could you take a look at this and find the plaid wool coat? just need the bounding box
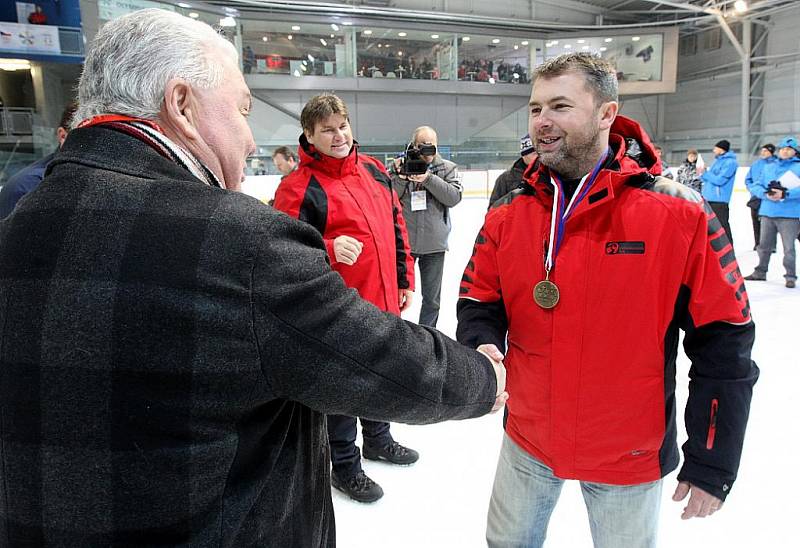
[0,126,497,547]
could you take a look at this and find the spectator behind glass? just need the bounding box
[0,11,506,545]
[0,102,78,219]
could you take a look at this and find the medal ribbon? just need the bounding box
[544,149,609,273]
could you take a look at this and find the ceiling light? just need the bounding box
[331,23,340,31]
[291,25,301,31]
[492,38,500,44]
[521,40,529,46]
[188,12,199,18]
[320,38,328,46]
[734,0,748,13]
[462,36,470,41]
[330,34,335,38]
[363,29,373,35]
[219,16,236,27]
[398,51,403,56]
[287,34,293,40]
[0,59,31,71]
[431,34,439,39]
[307,54,315,62]
[550,40,558,45]
[343,21,353,26]
[632,36,641,42]
[604,38,613,43]
[262,36,268,42]
[514,45,519,50]
[398,32,407,37]
[177,2,191,7]
[564,44,572,49]
[377,44,382,48]
[577,39,586,44]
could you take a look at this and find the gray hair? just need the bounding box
[74,9,237,126]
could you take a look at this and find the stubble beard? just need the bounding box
[538,119,605,180]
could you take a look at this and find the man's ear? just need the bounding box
[56,126,68,147]
[162,78,201,142]
[598,101,619,131]
[304,128,315,147]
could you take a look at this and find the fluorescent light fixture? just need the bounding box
[320,38,328,46]
[521,40,529,45]
[291,25,301,31]
[331,23,340,31]
[492,38,500,44]
[343,21,353,26]
[604,38,613,43]
[177,2,191,8]
[431,34,439,39]
[734,0,748,13]
[577,39,585,44]
[0,59,31,71]
[188,12,199,18]
[363,30,373,35]
[398,32,407,37]
[219,16,236,27]
[632,36,641,41]
[307,54,315,62]
[462,36,470,41]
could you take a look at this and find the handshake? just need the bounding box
[477,343,509,413]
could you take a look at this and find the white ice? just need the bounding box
[331,184,799,548]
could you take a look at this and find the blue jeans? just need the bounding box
[487,435,662,548]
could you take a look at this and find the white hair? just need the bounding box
[74,9,238,126]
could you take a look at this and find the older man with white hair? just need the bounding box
[0,9,507,546]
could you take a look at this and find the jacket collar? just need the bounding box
[298,133,360,178]
[521,115,658,216]
[47,125,206,185]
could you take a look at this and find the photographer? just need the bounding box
[391,126,462,327]
[745,136,800,288]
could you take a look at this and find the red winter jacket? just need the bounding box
[274,136,414,314]
[457,116,757,500]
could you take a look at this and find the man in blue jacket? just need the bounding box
[0,103,77,219]
[745,136,800,288]
[701,139,738,244]
[744,143,776,250]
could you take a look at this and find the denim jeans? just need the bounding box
[755,217,800,281]
[487,435,662,548]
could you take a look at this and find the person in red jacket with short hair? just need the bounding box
[274,93,419,504]
[458,53,758,548]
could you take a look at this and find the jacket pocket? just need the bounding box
[706,398,719,450]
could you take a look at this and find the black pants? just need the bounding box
[328,414,392,479]
[749,202,761,248]
[414,252,446,328]
[709,201,733,245]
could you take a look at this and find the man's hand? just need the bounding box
[398,288,413,311]
[672,481,723,519]
[476,344,508,413]
[408,173,428,184]
[333,235,363,265]
[767,189,784,201]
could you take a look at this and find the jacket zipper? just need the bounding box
[706,398,719,450]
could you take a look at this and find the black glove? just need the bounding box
[767,180,786,199]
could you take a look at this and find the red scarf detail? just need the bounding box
[77,114,163,133]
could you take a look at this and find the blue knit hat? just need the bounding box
[777,136,798,151]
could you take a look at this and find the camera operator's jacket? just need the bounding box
[749,155,800,218]
[274,135,414,313]
[391,156,461,255]
[457,115,758,501]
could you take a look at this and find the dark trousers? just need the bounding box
[749,203,761,249]
[754,217,800,281]
[327,414,392,479]
[709,201,733,245]
[414,252,446,328]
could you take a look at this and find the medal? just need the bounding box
[535,149,609,309]
[533,272,559,309]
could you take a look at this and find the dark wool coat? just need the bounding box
[0,126,497,547]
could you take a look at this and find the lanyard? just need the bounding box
[544,149,609,273]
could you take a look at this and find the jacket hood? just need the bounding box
[522,115,660,191]
[298,133,360,178]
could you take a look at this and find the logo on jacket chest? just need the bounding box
[605,241,645,255]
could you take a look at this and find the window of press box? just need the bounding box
[457,36,533,84]
[355,29,455,80]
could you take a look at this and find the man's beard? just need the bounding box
[538,120,603,179]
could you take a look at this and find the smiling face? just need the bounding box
[305,113,353,159]
[528,71,617,179]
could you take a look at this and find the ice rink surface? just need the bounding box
[333,186,799,547]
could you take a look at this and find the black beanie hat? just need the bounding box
[715,139,730,152]
[762,143,776,154]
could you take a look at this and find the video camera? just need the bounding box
[399,142,437,176]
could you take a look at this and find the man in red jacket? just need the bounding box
[273,94,419,503]
[457,53,758,547]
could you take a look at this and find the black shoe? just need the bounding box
[363,440,419,465]
[787,280,796,289]
[331,470,383,503]
[744,272,766,281]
